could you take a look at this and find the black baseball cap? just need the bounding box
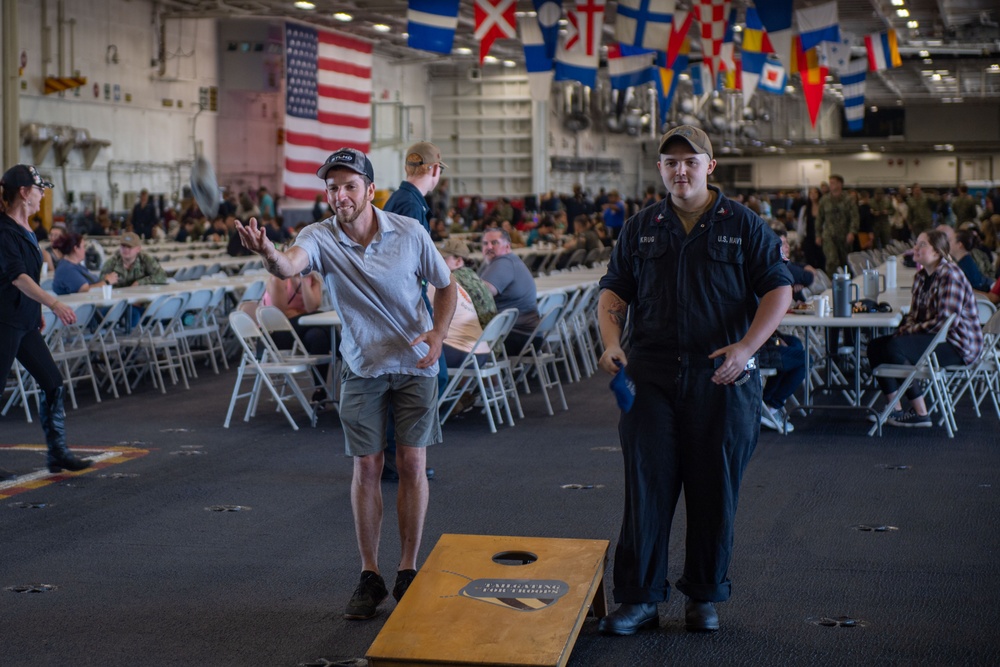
[1,164,55,190]
[316,148,375,182]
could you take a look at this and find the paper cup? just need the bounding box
[102,284,113,299]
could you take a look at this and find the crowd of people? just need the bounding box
[8,136,1000,647]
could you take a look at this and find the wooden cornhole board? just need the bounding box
[367,533,609,667]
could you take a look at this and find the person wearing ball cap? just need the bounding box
[235,147,456,622]
[0,164,91,474]
[381,141,450,483]
[595,126,792,635]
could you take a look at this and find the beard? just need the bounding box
[335,195,370,226]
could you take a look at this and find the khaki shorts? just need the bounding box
[338,365,441,457]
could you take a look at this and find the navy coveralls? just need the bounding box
[599,187,791,604]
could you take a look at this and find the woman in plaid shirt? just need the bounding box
[867,229,984,427]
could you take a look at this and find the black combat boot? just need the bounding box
[39,387,91,473]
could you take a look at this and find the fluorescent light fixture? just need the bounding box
[333,12,352,21]
[907,20,919,28]
[483,55,498,63]
[988,64,1000,73]
[931,73,941,81]
[896,8,909,17]
[373,24,390,33]
[918,50,930,57]
[870,106,878,112]
[502,60,516,68]
[454,47,472,55]
[293,1,314,8]
[890,0,904,5]
[784,85,796,94]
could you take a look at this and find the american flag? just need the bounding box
[283,23,372,204]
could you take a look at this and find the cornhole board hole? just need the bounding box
[367,533,609,667]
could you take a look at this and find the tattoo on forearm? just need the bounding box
[264,255,282,277]
[606,297,627,329]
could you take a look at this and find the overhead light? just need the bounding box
[454,47,472,55]
[896,8,909,17]
[907,20,919,28]
[333,12,352,21]
[891,0,905,5]
[483,55,498,63]
[733,25,742,32]
[372,24,390,33]
[918,50,930,57]
[784,85,796,94]
[931,73,941,81]
[679,73,690,81]
[502,60,516,68]
[988,64,1000,73]
[870,105,878,112]
[293,1,314,8]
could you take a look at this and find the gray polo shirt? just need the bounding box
[478,253,540,331]
[294,206,451,378]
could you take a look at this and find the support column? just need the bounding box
[531,99,549,198]
[2,0,21,168]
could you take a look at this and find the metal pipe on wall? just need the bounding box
[57,0,64,77]
[2,0,21,167]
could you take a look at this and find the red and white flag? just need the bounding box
[696,0,732,81]
[475,0,517,64]
[283,23,372,204]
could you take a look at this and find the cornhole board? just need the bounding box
[367,533,609,667]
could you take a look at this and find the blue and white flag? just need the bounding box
[607,44,657,91]
[795,1,840,53]
[520,14,554,101]
[407,0,460,55]
[615,0,674,52]
[840,57,867,132]
[533,0,563,60]
[759,58,786,95]
[819,34,853,74]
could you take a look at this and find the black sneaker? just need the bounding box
[869,409,905,424]
[344,571,388,620]
[888,409,932,428]
[393,569,417,602]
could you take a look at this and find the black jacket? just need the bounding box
[600,186,792,380]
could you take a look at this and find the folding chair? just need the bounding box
[949,308,1000,419]
[224,311,316,430]
[439,308,520,433]
[128,295,191,393]
[48,304,102,409]
[256,305,336,409]
[867,313,957,437]
[87,298,132,398]
[510,304,569,415]
[176,289,228,377]
[2,360,41,422]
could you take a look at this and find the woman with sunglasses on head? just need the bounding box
[867,229,983,428]
[0,165,91,472]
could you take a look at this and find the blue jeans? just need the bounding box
[762,334,806,410]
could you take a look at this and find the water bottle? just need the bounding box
[885,255,897,289]
[832,272,858,317]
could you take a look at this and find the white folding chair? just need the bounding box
[256,305,335,409]
[867,313,957,437]
[224,311,316,430]
[2,360,41,422]
[439,308,520,433]
[87,298,132,398]
[510,305,569,415]
[949,308,1000,419]
[48,304,102,409]
[130,295,191,393]
[175,289,228,377]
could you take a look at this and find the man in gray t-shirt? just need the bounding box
[479,227,540,353]
[236,147,456,622]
